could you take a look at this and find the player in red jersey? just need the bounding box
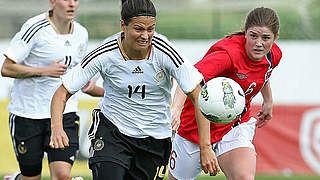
[168,7,282,180]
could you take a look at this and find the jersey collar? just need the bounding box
[117,32,151,61]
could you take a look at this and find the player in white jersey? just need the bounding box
[1,0,102,180]
[49,0,217,179]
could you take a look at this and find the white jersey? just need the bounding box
[61,32,202,139]
[5,12,88,119]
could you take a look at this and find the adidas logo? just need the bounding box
[69,155,75,162]
[64,40,71,46]
[132,66,143,74]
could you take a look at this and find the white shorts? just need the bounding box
[169,117,257,180]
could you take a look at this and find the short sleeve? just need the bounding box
[5,22,37,63]
[195,50,232,82]
[61,55,102,94]
[172,59,203,94]
[271,43,282,67]
[152,33,202,94]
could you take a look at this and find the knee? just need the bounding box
[52,170,70,180]
[49,161,72,180]
[228,172,255,180]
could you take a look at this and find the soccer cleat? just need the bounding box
[3,172,21,180]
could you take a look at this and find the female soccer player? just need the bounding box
[1,0,101,179]
[168,7,282,180]
[49,0,218,179]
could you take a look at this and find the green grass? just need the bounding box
[2,174,319,180]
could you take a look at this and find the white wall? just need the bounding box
[1,39,319,104]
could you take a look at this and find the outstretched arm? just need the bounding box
[187,84,220,176]
[50,85,73,149]
[257,81,273,128]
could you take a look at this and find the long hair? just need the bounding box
[226,7,280,38]
[121,0,156,25]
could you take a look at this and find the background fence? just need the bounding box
[0,0,320,40]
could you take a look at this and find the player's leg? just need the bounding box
[49,161,72,180]
[88,109,132,180]
[91,161,126,180]
[9,113,45,180]
[20,174,41,180]
[4,172,40,180]
[218,147,256,180]
[168,134,203,180]
[215,117,257,180]
[124,136,171,180]
[47,112,80,180]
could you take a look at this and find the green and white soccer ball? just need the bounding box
[198,77,245,124]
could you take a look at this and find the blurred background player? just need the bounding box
[168,7,282,180]
[49,0,219,179]
[1,0,103,179]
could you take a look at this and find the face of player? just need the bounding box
[50,0,79,21]
[245,26,278,62]
[121,16,156,59]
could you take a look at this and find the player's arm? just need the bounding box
[171,85,187,132]
[50,84,73,149]
[1,56,67,78]
[81,80,104,97]
[186,85,220,176]
[257,81,273,128]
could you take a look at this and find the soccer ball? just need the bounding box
[198,77,245,124]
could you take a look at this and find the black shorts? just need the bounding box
[88,109,172,180]
[9,112,80,167]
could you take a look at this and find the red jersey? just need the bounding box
[178,35,282,144]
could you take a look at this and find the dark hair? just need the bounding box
[226,7,280,38]
[121,0,156,25]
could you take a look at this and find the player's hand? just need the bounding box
[44,59,68,78]
[256,101,273,128]
[200,145,220,176]
[49,128,69,149]
[171,106,182,133]
[81,80,95,93]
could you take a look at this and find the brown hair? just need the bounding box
[226,7,280,38]
[121,0,156,25]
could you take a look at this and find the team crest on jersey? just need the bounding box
[155,70,165,82]
[78,43,85,56]
[236,73,247,79]
[93,139,104,151]
[18,141,27,154]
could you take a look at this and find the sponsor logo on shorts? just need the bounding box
[70,155,75,162]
